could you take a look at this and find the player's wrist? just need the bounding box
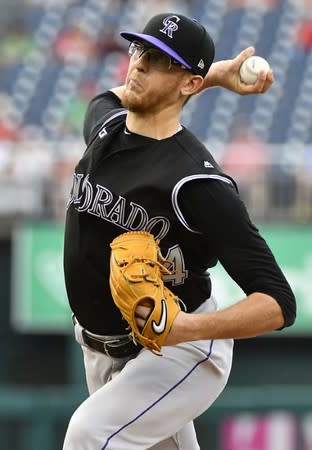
[203,60,231,90]
[166,311,203,345]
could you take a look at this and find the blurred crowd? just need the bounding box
[0,0,311,227]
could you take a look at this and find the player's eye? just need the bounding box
[145,49,171,67]
[128,41,146,58]
[128,41,185,72]
[128,43,171,70]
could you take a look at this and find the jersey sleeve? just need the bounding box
[177,178,296,328]
[83,90,124,145]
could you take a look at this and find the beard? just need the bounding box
[123,88,148,113]
[123,79,179,114]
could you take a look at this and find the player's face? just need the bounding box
[124,41,191,113]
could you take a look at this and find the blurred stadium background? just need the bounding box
[0,0,311,448]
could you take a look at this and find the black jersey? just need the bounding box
[64,91,296,335]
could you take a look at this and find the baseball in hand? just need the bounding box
[239,56,270,85]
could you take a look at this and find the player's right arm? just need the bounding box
[109,46,273,105]
[199,46,274,95]
[83,90,125,145]
[83,47,273,144]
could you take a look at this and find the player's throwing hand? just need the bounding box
[208,46,274,95]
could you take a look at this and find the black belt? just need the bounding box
[81,329,141,358]
[72,316,141,358]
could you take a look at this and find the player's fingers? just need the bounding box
[254,68,274,93]
[232,46,255,70]
[240,68,274,95]
[135,304,151,319]
[135,316,146,330]
[135,305,153,331]
[262,69,274,91]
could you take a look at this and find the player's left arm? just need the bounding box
[164,183,294,343]
[165,293,285,345]
[136,180,295,344]
[199,46,274,95]
[135,291,285,344]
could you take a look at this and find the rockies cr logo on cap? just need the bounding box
[160,15,180,38]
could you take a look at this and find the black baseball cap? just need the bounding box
[120,13,215,77]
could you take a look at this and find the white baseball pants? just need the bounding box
[63,298,233,450]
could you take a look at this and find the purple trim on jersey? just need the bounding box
[101,339,214,449]
[120,32,192,69]
[97,109,128,136]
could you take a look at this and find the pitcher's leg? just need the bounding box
[81,344,135,394]
[149,421,200,450]
[63,338,233,450]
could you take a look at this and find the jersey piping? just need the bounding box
[172,174,235,233]
[95,109,128,140]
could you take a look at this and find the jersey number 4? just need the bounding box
[162,245,188,286]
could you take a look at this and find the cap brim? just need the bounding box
[120,32,192,69]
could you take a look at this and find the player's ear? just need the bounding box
[180,74,204,97]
